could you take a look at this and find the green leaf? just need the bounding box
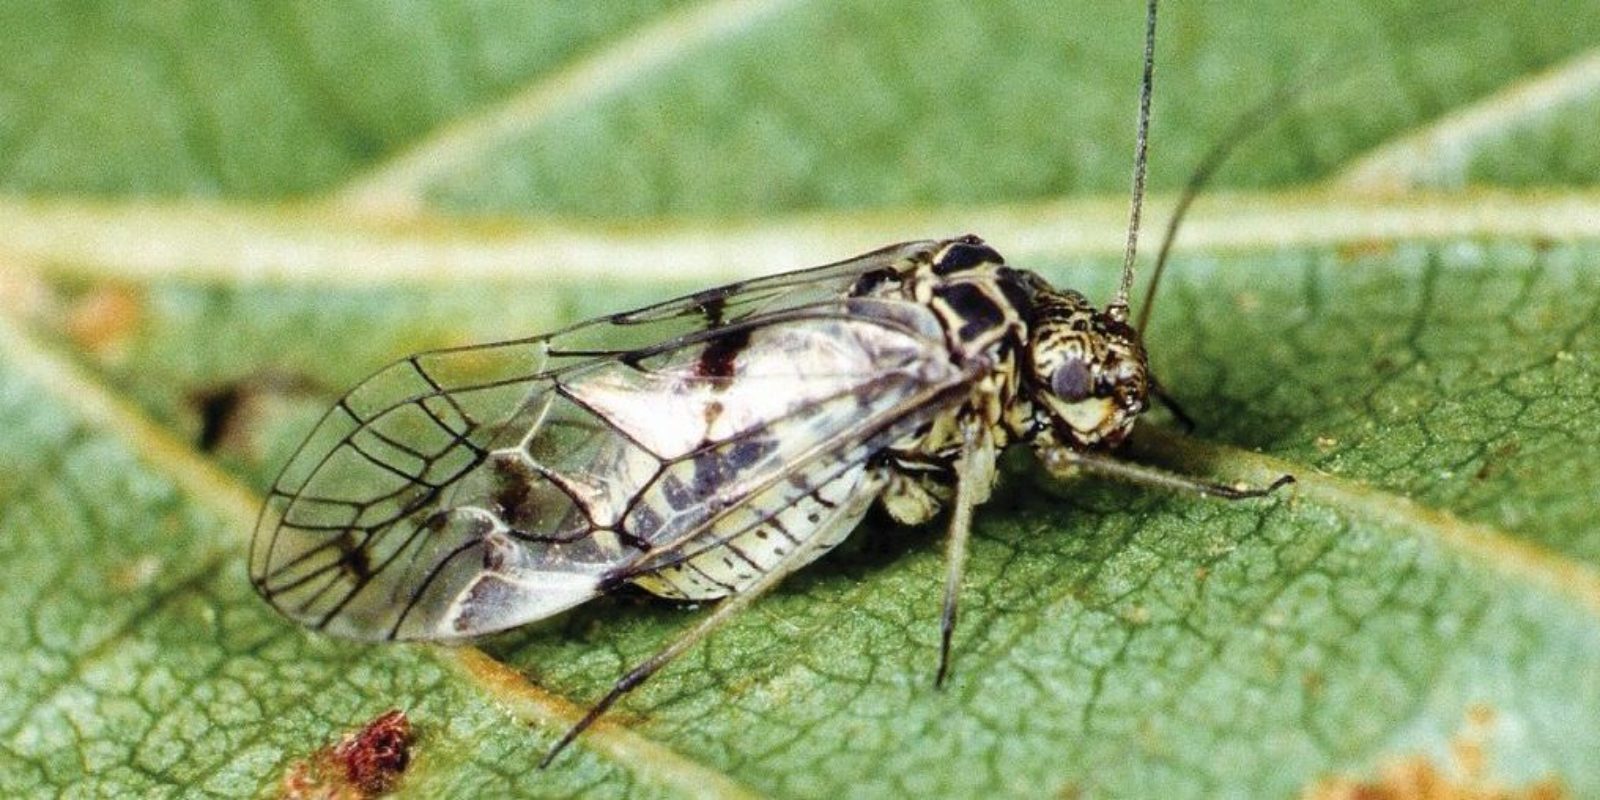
[3,1,1600,798]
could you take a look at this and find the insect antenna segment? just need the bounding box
[1136,59,1326,335]
[1110,0,1160,324]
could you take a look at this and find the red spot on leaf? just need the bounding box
[281,709,413,799]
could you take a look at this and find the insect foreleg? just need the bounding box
[935,418,996,688]
[1039,447,1295,501]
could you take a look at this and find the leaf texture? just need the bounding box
[2,1,1598,797]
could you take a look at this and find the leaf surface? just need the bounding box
[2,2,1598,797]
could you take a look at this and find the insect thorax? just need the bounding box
[859,237,1152,526]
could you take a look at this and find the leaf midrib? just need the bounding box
[5,188,1600,291]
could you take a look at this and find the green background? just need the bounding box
[2,1,1598,797]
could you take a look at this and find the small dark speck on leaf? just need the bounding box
[192,383,245,452]
[1474,440,1522,481]
[189,371,324,453]
[280,709,413,800]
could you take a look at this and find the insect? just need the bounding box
[250,0,1292,765]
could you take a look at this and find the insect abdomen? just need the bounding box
[627,459,885,600]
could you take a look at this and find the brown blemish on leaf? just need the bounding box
[1302,760,1563,800]
[1336,239,1397,261]
[191,382,250,453]
[189,371,324,453]
[1302,706,1564,800]
[109,554,162,591]
[1474,440,1521,481]
[281,709,413,800]
[64,284,142,363]
[1301,669,1325,699]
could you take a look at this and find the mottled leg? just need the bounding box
[1040,446,1295,499]
[935,419,993,688]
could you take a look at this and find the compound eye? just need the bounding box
[1050,359,1093,402]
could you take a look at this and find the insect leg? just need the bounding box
[538,542,810,768]
[1148,377,1196,434]
[935,419,993,688]
[1040,447,1295,500]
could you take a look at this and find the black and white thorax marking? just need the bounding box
[862,238,1154,530]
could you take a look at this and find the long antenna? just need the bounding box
[1109,0,1159,323]
[1135,66,1321,334]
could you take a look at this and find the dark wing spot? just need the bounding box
[661,474,696,510]
[725,437,778,471]
[696,327,752,380]
[336,532,372,581]
[451,574,520,634]
[481,532,515,571]
[677,436,782,520]
[625,504,664,543]
[694,289,729,327]
[489,455,540,529]
[690,449,728,499]
[421,510,451,533]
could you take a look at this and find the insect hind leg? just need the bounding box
[538,552,796,768]
[539,466,885,767]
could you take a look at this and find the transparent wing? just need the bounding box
[508,238,942,359]
[251,240,964,640]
